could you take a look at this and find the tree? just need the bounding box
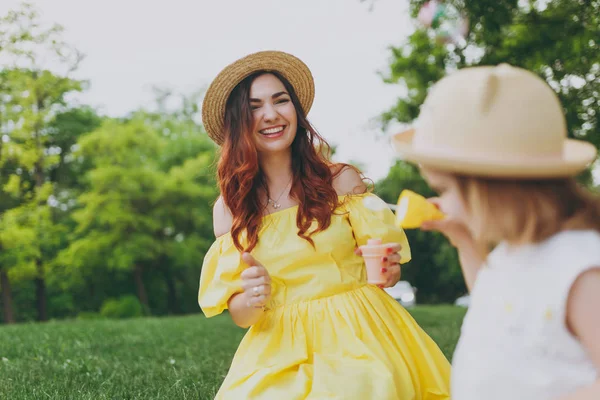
[382,0,599,159]
[376,0,599,302]
[137,90,218,314]
[0,4,219,322]
[0,3,85,321]
[61,119,166,313]
[60,102,218,315]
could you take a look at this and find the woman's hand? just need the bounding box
[240,252,272,309]
[355,243,403,289]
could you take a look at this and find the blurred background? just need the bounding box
[0,0,597,323]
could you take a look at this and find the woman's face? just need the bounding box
[249,73,298,154]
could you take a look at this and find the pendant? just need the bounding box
[268,199,281,209]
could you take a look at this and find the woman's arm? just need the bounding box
[213,198,271,328]
[227,253,271,329]
[333,165,405,287]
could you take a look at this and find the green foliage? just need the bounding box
[376,0,600,302]
[0,2,88,322]
[100,295,144,319]
[384,0,600,147]
[47,292,75,317]
[0,4,219,323]
[58,109,217,314]
[76,311,105,320]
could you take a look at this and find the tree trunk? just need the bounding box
[133,264,149,314]
[1,269,15,324]
[32,92,48,322]
[164,268,179,315]
[35,259,48,322]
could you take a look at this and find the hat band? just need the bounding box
[412,144,566,164]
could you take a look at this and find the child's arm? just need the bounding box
[558,268,600,400]
[453,239,485,292]
[422,217,484,292]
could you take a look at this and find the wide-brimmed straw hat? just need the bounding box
[392,64,597,178]
[201,50,315,145]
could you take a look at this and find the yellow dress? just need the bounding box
[199,193,451,400]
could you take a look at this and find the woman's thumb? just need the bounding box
[242,252,259,267]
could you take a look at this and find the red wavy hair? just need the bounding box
[217,71,348,252]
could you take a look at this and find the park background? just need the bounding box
[0,0,598,398]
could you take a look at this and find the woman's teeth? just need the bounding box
[260,126,284,135]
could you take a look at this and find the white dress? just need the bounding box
[451,230,600,400]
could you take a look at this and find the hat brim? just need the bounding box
[202,51,315,146]
[392,129,598,178]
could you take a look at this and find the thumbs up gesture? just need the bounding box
[241,252,272,309]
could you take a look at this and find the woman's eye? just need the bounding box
[276,99,290,104]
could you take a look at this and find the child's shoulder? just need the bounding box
[540,230,600,281]
[543,229,600,253]
[489,229,600,268]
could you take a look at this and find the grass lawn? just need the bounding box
[0,306,466,399]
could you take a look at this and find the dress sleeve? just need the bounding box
[345,193,412,264]
[198,234,245,318]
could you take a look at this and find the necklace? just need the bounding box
[267,177,293,209]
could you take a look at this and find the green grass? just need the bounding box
[0,306,466,399]
[406,305,466,358]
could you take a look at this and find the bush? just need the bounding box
[100,295,144,319]
[76,311,105,320]
[48,292,76,318]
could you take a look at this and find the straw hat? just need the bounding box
[392,64,597,178]
[202,50,315,145]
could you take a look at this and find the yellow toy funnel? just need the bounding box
[394,190,445,229]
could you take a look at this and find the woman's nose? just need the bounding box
[261,103,278,122]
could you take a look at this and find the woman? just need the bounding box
[199,50,450,399]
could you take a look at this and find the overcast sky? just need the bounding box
[1,0,419,180]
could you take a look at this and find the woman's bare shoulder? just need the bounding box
[213,196,233,238]
[330,164,367,195]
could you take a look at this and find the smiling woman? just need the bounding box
[198,50,451,400]
[250,80,294,137]
[217,65,340,253]
[247,74,299,152]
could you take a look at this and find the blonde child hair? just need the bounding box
[455,177,600,248]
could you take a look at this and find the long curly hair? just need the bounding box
[217,71,348,252]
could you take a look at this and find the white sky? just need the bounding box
[1,0,416,180]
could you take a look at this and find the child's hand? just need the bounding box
[422,197,483,292]
[421,197,473,248]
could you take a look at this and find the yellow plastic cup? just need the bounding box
[394,190,445,229]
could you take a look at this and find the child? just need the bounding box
[392,64,600,400]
